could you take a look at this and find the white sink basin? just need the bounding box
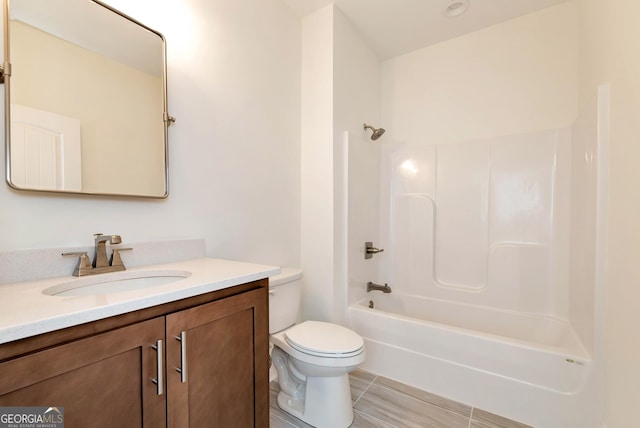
[43,270,192,297]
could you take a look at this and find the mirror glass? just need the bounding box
[4,0,170,197]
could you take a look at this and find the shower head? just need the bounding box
[364,123,386,141]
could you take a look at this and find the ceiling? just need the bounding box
[282,0,571,59]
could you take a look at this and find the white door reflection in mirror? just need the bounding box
[10,104,82,191]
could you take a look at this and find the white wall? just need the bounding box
[381,1,578,146]
[579,1,640,426]
[333,9,381,316]
[0,0,301,269]
[300,5,334,321]
[300,5,382,322]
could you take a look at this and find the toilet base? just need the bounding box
[277,373,354,428]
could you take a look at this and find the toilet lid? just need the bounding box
[284,321,364,357]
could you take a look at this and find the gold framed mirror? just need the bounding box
[3,0,173,198]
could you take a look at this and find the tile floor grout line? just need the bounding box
[370,379,471,421]
[371,375,473,413]
[468,407,474,428]
[352,374,378,407]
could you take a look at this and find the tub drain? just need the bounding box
[368,300,374,309]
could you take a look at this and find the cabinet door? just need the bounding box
[0,317,166,428]
[166,287,268,428]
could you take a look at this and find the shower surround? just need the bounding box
[345,87,607,427]
[381,128,570,315]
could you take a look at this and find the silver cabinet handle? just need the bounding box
[151,340,163,395]
[175,331,187,383]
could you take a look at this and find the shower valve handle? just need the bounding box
[365,242,384,259]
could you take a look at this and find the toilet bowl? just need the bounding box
[269,269,365,428]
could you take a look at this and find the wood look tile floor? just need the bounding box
[269,369,533,428]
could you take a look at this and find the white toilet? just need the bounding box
[269,268,365,428]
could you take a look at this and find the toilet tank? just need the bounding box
[269,268,303,334]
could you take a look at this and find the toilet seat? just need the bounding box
[284,321,364,358]
[271,322,366,368]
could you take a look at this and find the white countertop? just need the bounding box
[0,258,279,345]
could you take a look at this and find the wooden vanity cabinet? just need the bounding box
[0,280,269,428]
[166,286,269,427]
[0,317,166,427]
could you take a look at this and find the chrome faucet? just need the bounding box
[62,233,132,276]
[367,282,392,293]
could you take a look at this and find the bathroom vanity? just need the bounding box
[0,258,277,427]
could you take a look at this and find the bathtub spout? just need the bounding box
[367,282,392,293]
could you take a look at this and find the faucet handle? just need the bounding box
[365,241,384,259]
[62,251,93,276]
[110,247,132,269]
[94,233,122,244]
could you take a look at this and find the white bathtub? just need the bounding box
[348,293,599,428]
